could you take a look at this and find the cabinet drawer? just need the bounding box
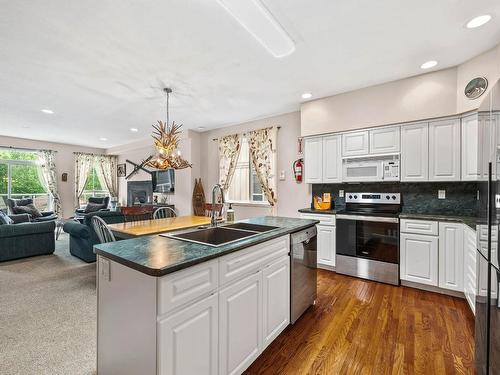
[219,235,290,286]
[299,213,335,226]
[478,225,498,242]
[158,259,218,316]
[400,219,438,235]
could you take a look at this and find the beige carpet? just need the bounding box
[0,233,96,375]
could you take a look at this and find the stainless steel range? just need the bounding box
[335,192,401,285]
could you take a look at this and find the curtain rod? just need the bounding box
[0,145,49,153]
[212,126,281,142]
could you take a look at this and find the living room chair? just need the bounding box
[75,196,110,216]
[91,216,116,244]
[153,207,177,219]
[6,198,57,222]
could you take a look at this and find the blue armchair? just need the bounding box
[0,213,56,262]
[63,210,125,262]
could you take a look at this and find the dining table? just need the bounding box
[108,215,212,239]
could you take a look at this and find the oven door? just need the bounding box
[336,215,399,264]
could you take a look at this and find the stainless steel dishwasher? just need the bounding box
[290,226,317,324]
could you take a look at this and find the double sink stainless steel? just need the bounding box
[163,222,279,247]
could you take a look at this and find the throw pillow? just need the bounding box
[0,211,13,225]
[13,203,42,218]
[84,202,106,213]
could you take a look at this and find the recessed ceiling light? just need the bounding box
[99,137,107,141]
[420,60,438,70]
[301,92,312,99]
[130,128,138,132]
[198,127,205,131]
[216,0,295,58]
[41,109,54,114]
[466,15,492,29]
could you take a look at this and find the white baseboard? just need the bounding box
[400,280,465,298]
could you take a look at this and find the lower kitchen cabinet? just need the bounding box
[219,271,263,375]
[400,232,438,286]
[262,257,290,349]
[317,224,336,268]
[438,222,464,291]
[158,293,218,375]
[464,226,477,314]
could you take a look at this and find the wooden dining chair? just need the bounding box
[121,206,153,222]
[153,207,177,219]
[91,216,116,244]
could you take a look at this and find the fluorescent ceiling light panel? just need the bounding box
[216,0,295,58]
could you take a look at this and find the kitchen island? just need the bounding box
[94,216,318,375]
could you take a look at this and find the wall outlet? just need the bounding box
[438,190,446,199]
[279,170,286,181]
[339,190,344,198]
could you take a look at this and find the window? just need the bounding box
[0,149,50,213]
[226,138,265,203]
[79,167,109,205]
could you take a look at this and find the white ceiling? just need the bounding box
[1,0,500,148]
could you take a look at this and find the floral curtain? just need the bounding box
[74,153,95,208]
[37,149,62,216]
[248,127,278,209]
[218,134,242,192]
[95,154,118,198]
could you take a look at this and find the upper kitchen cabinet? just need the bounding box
[480,112,498,180]
[304,137,323,183]
[322,135,342,183]
[369,126,400,154]
[428,118,461,181]
[461,114,480,181]
[342,131,369,156]
[401,122,429,181]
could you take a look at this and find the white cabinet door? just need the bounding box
[438,222,464,291]
[322,135,342,183]
[158,293,218,375]
[219,271,262,375]
[401,122,429,181]
[464,227,477,315]
[317,224,335,267]
[429,118,461,181]
[369,126,400,154]
[262,257,290,350]
[304,137,323,183]
[461,114,480,181]
[400,233,438,286]
[342,131,369,156]
[479,113,498,180]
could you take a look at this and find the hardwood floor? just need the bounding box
[245,270,475,375]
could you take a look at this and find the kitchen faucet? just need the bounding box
[211,184,224,227]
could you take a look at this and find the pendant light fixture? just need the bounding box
[146,88,192,170]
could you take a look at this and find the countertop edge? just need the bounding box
[95,219,319,277]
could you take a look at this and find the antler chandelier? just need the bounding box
[146,88,192,170]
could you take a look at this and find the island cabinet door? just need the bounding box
[219,271,263,375]
[157,293,218,375]
[262,256,290,350]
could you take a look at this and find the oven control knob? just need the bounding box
[348,195,352,199]
[386,195,390,200]
[392,195,396,200]
[354,195,358,199]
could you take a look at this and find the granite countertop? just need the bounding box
[298,208,479,230]
[298,208,339,215]
[94,216,319,277]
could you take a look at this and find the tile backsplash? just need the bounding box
[312,181,479,216]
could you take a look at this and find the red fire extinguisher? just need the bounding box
[293,158,303,183]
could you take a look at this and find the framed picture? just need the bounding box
[117,163,126,177]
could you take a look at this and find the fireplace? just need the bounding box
[127,181,153,206]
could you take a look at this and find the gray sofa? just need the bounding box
[0,213,56,262]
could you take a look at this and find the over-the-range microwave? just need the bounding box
[342,156,399,182]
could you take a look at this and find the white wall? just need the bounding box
[199,111,310,220]
[301,43,500,137]
[0,135,104,218]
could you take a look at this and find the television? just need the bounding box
[152,169,175,193]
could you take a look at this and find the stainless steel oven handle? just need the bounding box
[336,214,399,223]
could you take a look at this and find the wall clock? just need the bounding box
[464,77,488,100]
